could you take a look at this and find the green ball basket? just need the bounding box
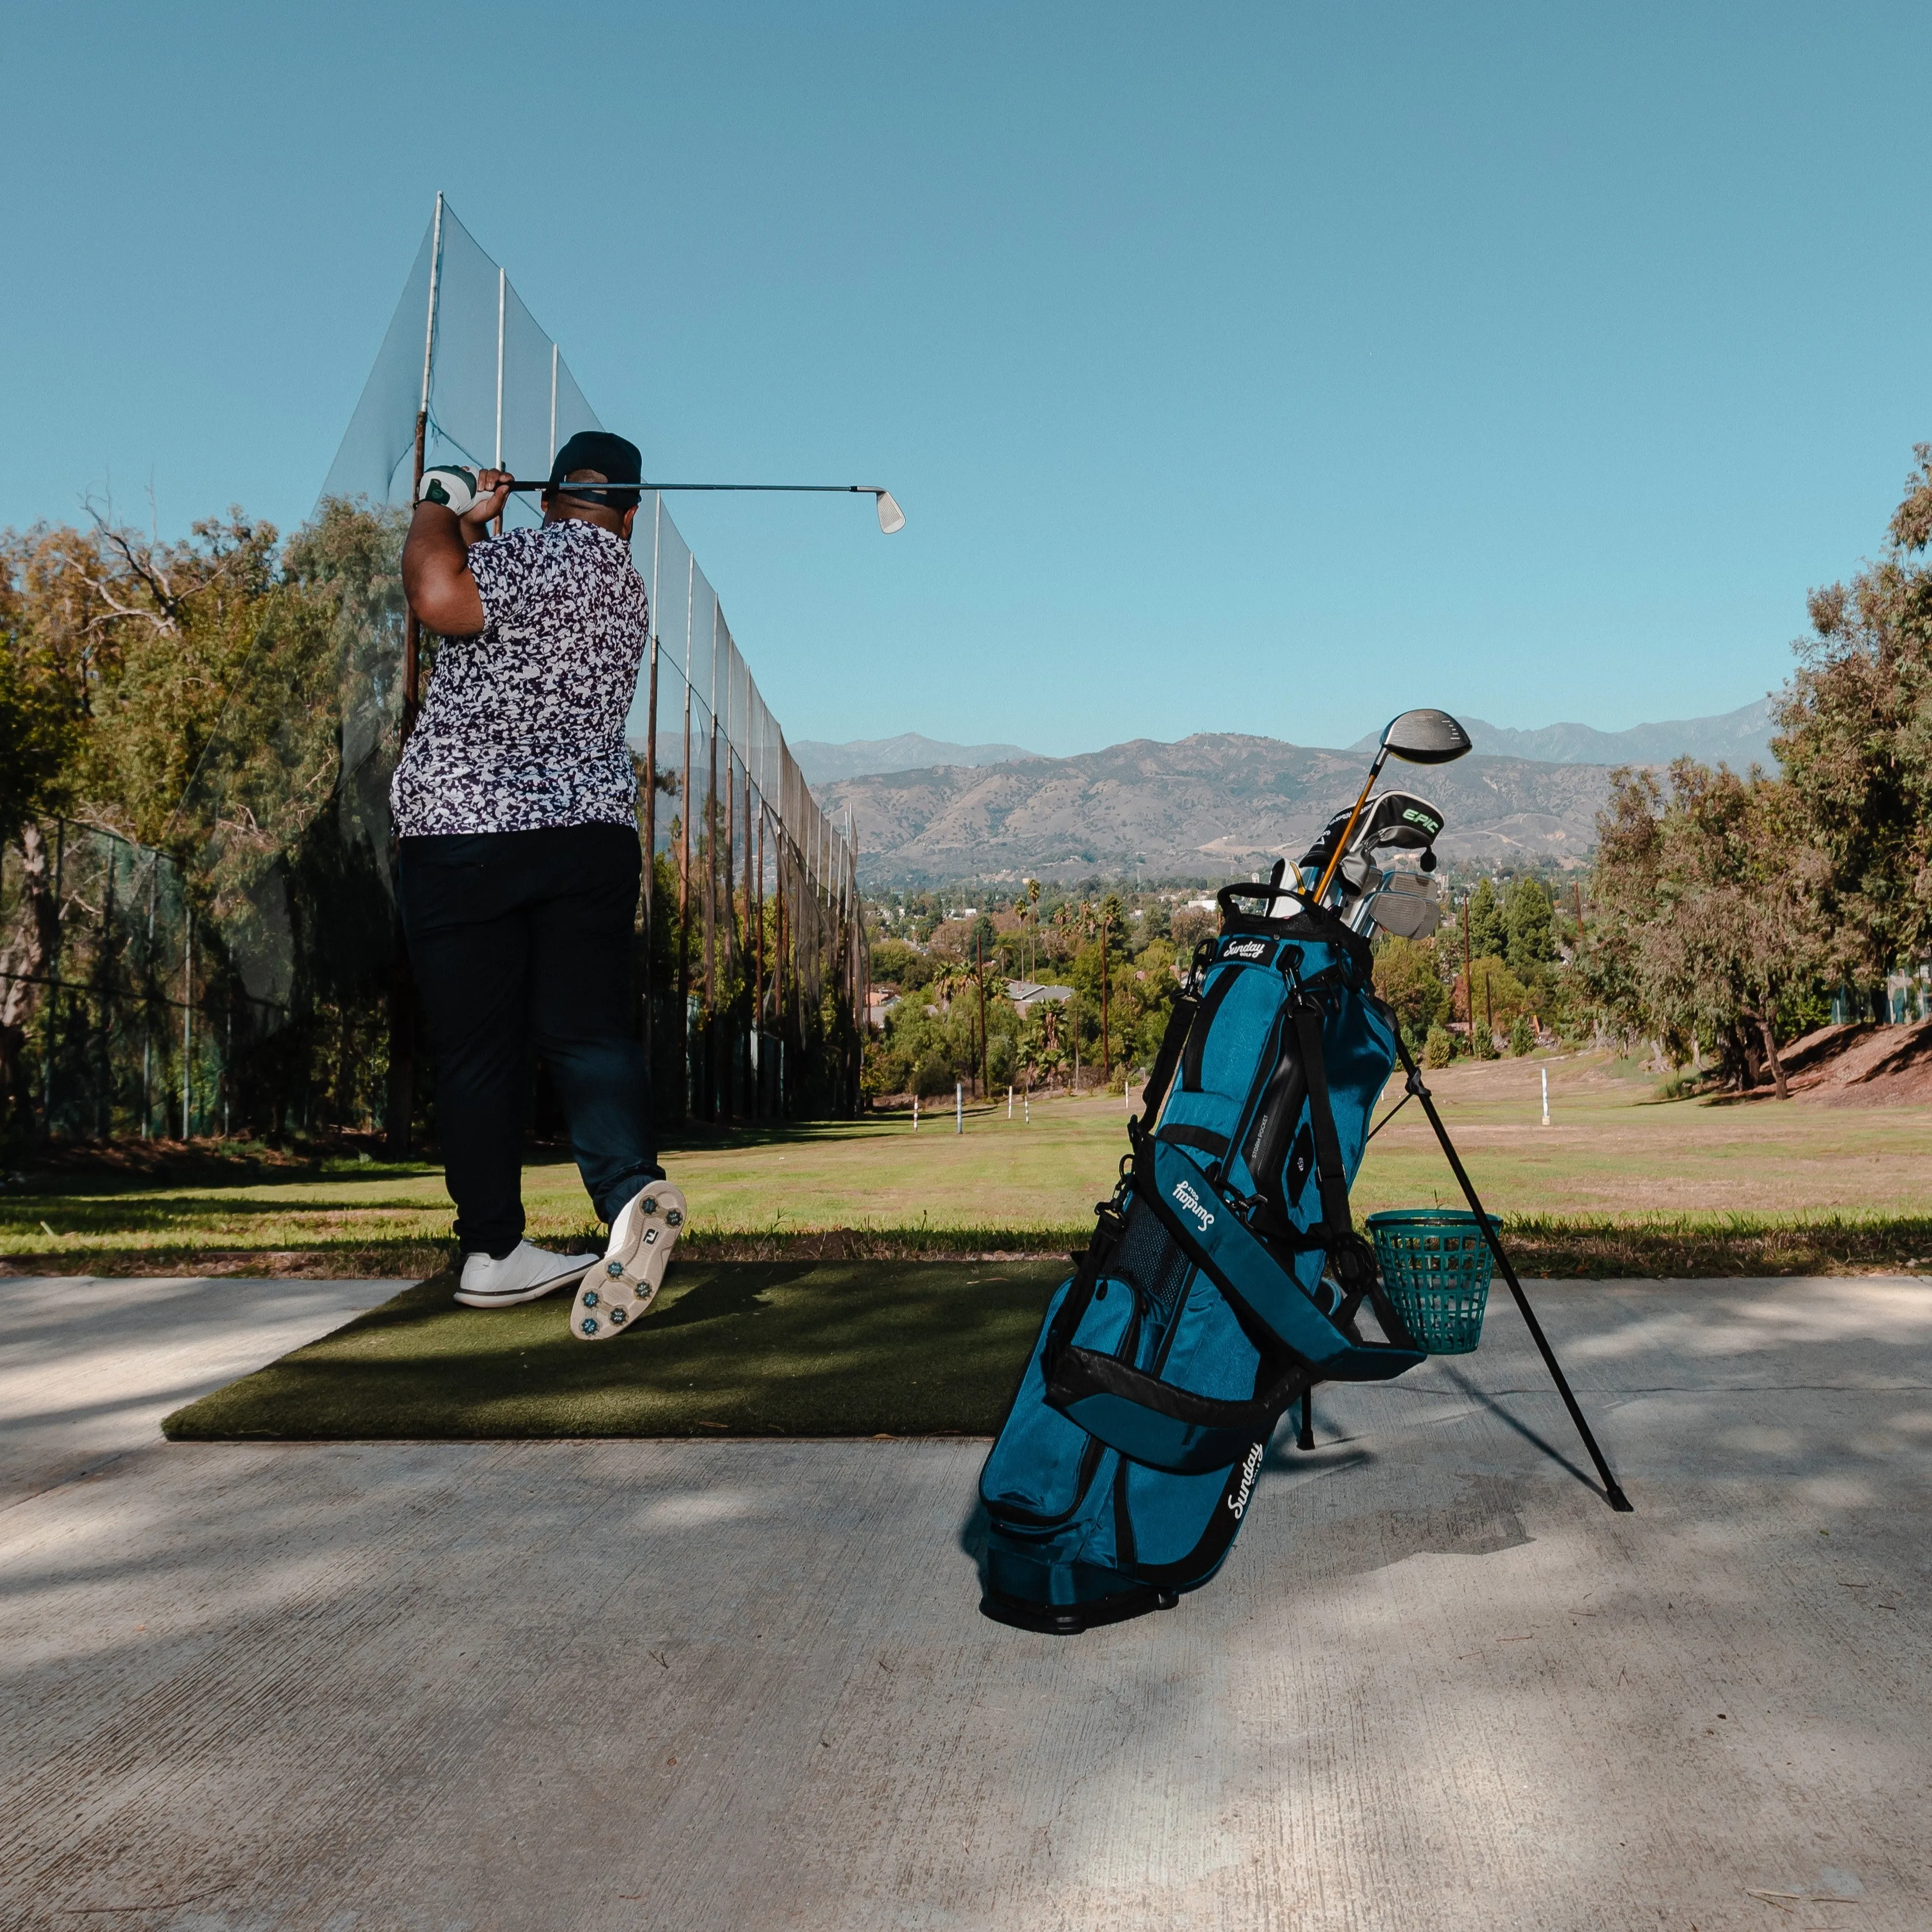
[1366,1210,1502,1355]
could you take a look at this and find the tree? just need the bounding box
[1577,762,1828,1093]
[1169,904,1217,955]
[0,500,407,1138]
[1503,877,1556,985]
[1775,444,1932,982]
[1019,996,1066,1090]
[1464,877,1507,963]
[1458,955,1530,1055]
[1372,935,1449,1051]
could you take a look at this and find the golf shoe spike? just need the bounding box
[571,1181,688,1342]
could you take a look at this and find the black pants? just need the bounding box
[399,823,661,1258]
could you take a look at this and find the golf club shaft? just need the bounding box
[500,481,886,495]
[1391,1034,1634,1512]
[1313,749,1389,903]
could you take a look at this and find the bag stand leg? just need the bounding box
[1391,1037,1634,1514]
[1297,1387,1315,1450]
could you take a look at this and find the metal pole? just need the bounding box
[42,817,65,1135]
[492,265,505,537]
[755,806,766,1115]
[141,858,155,1137]
[678,557,694,1120]
[388,194,441,1158]
[97,844,115,1139]
[403,192,442,741]
[1391,1033,1633,1511]
[549,340,558,468]
[181,910,193,1140]
[640,493,661,1066]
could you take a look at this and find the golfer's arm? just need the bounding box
[403,504,487,637]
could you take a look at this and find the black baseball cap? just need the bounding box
[548,430,643,504]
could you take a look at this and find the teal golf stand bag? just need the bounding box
[978,708,1630,1634]
[978,881,1426,1633]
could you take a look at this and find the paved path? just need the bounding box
[0,1274,408,1509]
[3,1278,1929,1930]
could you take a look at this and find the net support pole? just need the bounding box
[640,494,662,1069]
[677,556,693,1121]
[1391,1033,1633,1511]
[181,909,193,1140]
[402,191,442,741]
[390,191,441,1157]
[491,265,505,537]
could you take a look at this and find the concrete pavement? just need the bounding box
[0,1274,408,1509]
[2,1276,1929,1930]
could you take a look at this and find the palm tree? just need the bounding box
[1076,895,1123,1085]
[930,963,972,1011]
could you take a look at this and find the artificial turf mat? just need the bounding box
[162,1258,1067,1442]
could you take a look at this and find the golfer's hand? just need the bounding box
[458,469,513,542]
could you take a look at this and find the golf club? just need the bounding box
[1299,787,1448,932]
[1311,709,1473,903]
[418,466,906,532]
[516,478,907,534]
[1356,871,1443,939]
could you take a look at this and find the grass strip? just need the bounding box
[1,1227,1090,1278]
[1495,1212,1932,1278]
[162,1259,1066,1442]
[21,1214,1932,1281]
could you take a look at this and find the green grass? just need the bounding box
[11,1055,1932,1279]
[162,1260,1064,1442]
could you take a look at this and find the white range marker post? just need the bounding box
[913,1094,918,1132]
[1541,1064,1551,1127]
[1008,1084,1014,1119]
[1024,1081,1030,1125]
[956,1081,963,1134]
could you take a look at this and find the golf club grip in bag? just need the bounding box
[977,888,1427,1634]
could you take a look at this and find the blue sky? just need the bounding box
[5,2,1929,756]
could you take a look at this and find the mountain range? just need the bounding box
[821,733,1616,887]
[790,733,1038,787]
[806,698,1785,886]
[791,698,1778,791]
[1347,697,1779,770]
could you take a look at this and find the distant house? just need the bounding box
[867,989,900,1027]
[1007,980,1074,1013]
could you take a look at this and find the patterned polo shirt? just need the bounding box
[391,518,650,837]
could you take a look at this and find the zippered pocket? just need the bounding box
[981,1272,1142,1530]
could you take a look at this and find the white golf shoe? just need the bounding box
[571,1181,687,1342]
[455,1240,602,1308]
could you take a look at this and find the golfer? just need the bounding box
[396,429,684,1342]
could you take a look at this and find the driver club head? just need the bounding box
[1380,709,1473,765]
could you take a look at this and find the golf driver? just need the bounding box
[418,465,906,533]
[1311,709,1473,903]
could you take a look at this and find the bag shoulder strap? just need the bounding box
[1136,985,1198,1125]
[1287,989,1376,1292]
